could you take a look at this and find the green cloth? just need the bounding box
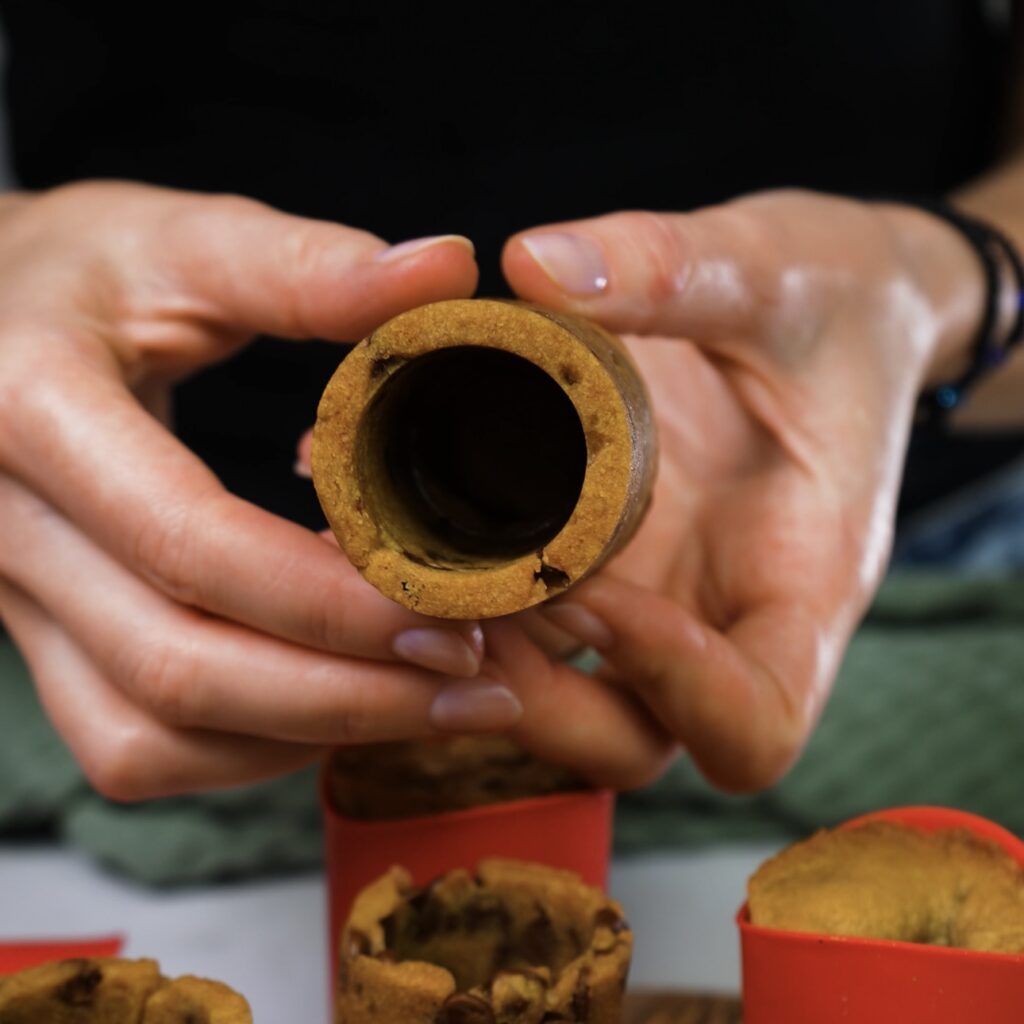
[1,573,1022,885]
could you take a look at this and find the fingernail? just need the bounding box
[293,459,312,479]
[460,622,485,661]
[375,234,475,263]
[393,628,481,677]
[430,679,523,732]
[521,233,609,295]
[539,602,614,650]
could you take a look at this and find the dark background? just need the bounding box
[1,0,1018,528]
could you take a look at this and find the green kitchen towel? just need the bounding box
[1,572,1022,885]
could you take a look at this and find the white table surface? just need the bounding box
[2,841,781,1021]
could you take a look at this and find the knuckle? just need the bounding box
[600,211,690,314]
[325,696,377,746]
[306,600,340,652]
[625,210,692,308]
[209,191,272,219]
[305,583,361,651]
[330,712,373,746]
[277,223,333,334]
[708,206,784,308]
[78,722,158,802]
[162,190,269,255]
[0,347,57,461]
[0,379,22,463]
[282,221,328,276]
[131,504,200,605]
[172,190,270,227]
[33,181,155,233]
[118,636,198,727]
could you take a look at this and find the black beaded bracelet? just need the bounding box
[909,199,1024,427]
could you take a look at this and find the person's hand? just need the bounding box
[0,180,531,800]
[495,191,984,790]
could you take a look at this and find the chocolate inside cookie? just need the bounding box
[381,872,600,992]
[337,860,631,1024]
[0,958,252,1024]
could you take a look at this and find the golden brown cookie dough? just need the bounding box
[327,737,583,821]
[311,298,656,618]
[142,977,252,1024]
[748,821,1024,954]
[0,958,163,1023]
[0,958,253,1024]
[336,859,632,1023]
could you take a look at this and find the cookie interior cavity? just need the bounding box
[382,870,594,992]
[339,860,633,1024]
[356,346,587,567]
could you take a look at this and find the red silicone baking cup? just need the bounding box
[738,806,1024,1024]
[320,765,614,981]
[0,936,124,976]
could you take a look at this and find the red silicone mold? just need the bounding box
[738,806,1024,1024]
[320,764,614,988]
[0,936,124,976]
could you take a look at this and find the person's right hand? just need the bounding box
[0,181,523,800]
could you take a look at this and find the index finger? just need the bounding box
[3,362,483,667]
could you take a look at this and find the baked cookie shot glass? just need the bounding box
[0,956,252,1023]
[738,806,1024,1024]
[336,859,632,1024]
[321,738,615,991]
[311,298,656,619]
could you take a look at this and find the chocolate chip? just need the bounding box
[381,912,397,950]
[402,880,446,942]
[534,562,570,593]
[463,894,510,932]
[570,968,590,1022]
[520,905,556,964]
[408,882,437,915]
[411,898,445,942]
[55,964,102,1007]
[370,354,405,379]
[436,993,495,1024]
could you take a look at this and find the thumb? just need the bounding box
[161,193,479,341]
[502,208,764,341]
[537,574,824,792]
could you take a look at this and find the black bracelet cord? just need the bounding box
[905,199,1024,428]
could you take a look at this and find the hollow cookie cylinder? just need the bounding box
[311,299,657,619]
